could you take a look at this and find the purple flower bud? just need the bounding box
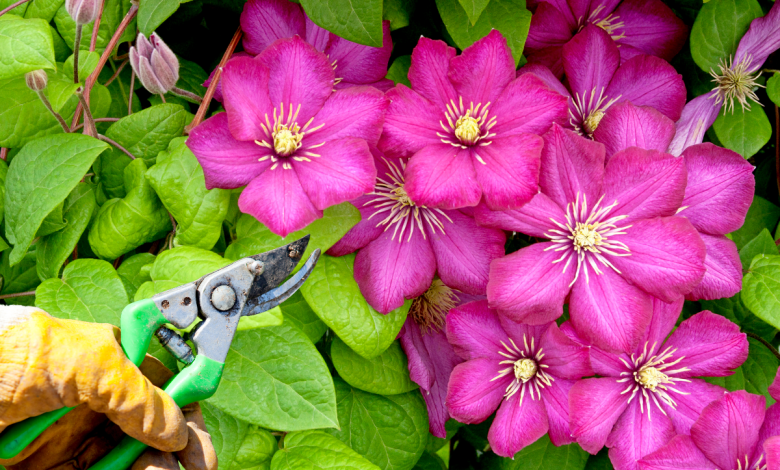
[25,70,48,91]
[129,33,179,95]
[65,0,100,25]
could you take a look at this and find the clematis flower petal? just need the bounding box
[488,388,549,458]
[354,230,436,314]
[606,400,677,470]
[238,167,322,237]
[326,198,384,256]
[326,21,393,85]
[256,36,335,123]
[490,73,569,138]
[658,379,726,436]
[304,16,330,51]
[540,124,606,208]
[568,0,621,23]
[638,435,716,470]
[667,92,721,157]
[605,55,686,122]
[538,322,593,379]
[309,86,389,144]
[293,137,376,210]
[641,297,684,351]
[685,234,742,301]
[408,37,458,109]
[447,357,510,424]
[754,405,780,468]
[679,143,755,236]
[487,243,575,325]
[542,379,577,446]
[593,102,676,158]
[379,85,446,158]
[609,217,706,303]
[570,378,631,454]
[221,56,274,141]
[526,2,575,61]
[613,0,688,62]
[690,391,765,470]
[446,300,507,361]
[404,144,481,210]
[563,26,620,104]
[770,370,780,402]
[187,113,272,189]
[448,29,515,105]
[765,436,780,470]
[569,267,653,354]
[240,0,305,55]
[734,1,780,71]
[202,52,252,103]
[472,134,543,210]
[517,64,572,98]
[429,210,506,295]
[663,311,748,379]
[473,192,566,238]
[562,321,631,377]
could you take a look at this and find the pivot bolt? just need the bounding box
[211,285,236,311]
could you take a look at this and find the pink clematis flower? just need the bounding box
[477,124,707,353]
[379,30,568,211]
[593,102,756,300]
[520,25,686,139]
[327,150,506,313]
[668,1,780,155]
[525,0,687,77]
[187,37,387,237]
[640,388,780,470]
[569,299,748,470]
[203,0,393,101]
[445,300,593,458]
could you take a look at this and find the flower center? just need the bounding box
[583,109,605,135]
[617,342,692,416]
[255,103,325,169]
[635,366,669,391]
[514,358,537,382]
[364,159,453,242]
[438,96,496,152]
[273,126,301,156]
[586,5,626,40]
[569,88,620,137]
[409,279,458,334]
[709,55,763,114]
[545,193,631,286]
[454,115,481,145]
[492,335,554,404]
[736,454,767,470]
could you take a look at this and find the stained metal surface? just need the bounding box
[155,326,194,364]
[153,283,198,328]
[245,235,310,300]
[242,249,320,317]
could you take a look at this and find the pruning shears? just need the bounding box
[0,236,320,469]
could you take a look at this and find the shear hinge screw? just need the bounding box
[211,285,236,311]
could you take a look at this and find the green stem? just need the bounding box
[35,91,69,132]
[746,332,780,362]
[73,24,83,84]
[170,86,203,104]
[77,88,97,137]
[0,0,31,17]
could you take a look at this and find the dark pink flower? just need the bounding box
[477,125,707,353]
[520,26,686,139]
[569,299,748,470]
[187,37,387,237]
[327,150,506,313]
[525,0,687,77]
[379,30,568,211]
[639,389,780,470]
[445,300,592,458]
[592,102,756,300]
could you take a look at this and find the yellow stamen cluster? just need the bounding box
[438,96,497,152]
[709,55,763,114]
[513,358,538,383]
[409,279,458,334]
[254,102,325,170]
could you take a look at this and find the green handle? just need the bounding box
[0,300,167,460]
[88,355,224,470]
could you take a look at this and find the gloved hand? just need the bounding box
[0,306,218,470]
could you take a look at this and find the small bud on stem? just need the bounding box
[66,0,100,25]
[25,70,48,92]
[129,33,179,95]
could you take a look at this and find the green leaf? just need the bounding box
[707,337,779,406]
[701,292,776,341]
[411,452,446,470]
[146,137,230,250]
[35,258,129,324]
[271,431,381,470]
[436,0,531,66]
[138,0,181,36]
[225,202,361,268]
[480,434,589,469]
[712,105,771,159]
[117,252,156,300]
[94,148,133,199]
[0,0,28,16]
[0,17,56,79]
[207,322,338,431]
[768,73,780,107]
[743,254,780,330]
[201,402,278,470]
[23,0,64,21]
[458,0,490,24]
[386,55,411,87]
[689,0,763,72]
[53,0,136,53]
[279,290,328,343]
[0,158,7,224]
[88,158,172,260]
[46,76,81,113]
[740,229,779,270]
[36,183,98,280]
[104,104,189,165]
[300,0,383,47]
[301,254,409,359]
[383,0,413,30]
[731,196,780,249]
[584,449,613,470]
[36,201,66,237]
[5,133,108,266]
[327,378,427,470]
[332,338,418,395]
[175,58,208,98]
[63,50,101,81]
[0,249,41,306]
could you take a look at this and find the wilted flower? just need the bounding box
[129,33,180,95]
[188,37,386,237]
[569,299,747,470]
[445,300,592,458]
[65,0,100,25]
[24,70,47,92]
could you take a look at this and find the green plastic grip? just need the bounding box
[87,355,224,470]
[0,407,75,459]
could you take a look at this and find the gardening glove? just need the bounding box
[0,305,217,470]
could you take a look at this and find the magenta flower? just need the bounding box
[204,0,393,101]
[379,30,568,211]
[668,1,780,155]
[520,25,686,139]
[445,300,592,458]
[569,299,748,470]
[187,37,387,237]
[525,0,687,77]
[477,125,707,353]
[639,390,780,470]
[593,101,756,300]
[327,150,506,313]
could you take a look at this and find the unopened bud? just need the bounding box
[65,0,100,25]
[129,33,179,95]
[25,70,48,91]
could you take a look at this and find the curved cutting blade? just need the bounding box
[242,249,320,317]
[245,235,310,300]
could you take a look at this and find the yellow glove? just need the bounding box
[0,306,217,470]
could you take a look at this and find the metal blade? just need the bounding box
[245,235,311,300]
[241,249,320,317]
